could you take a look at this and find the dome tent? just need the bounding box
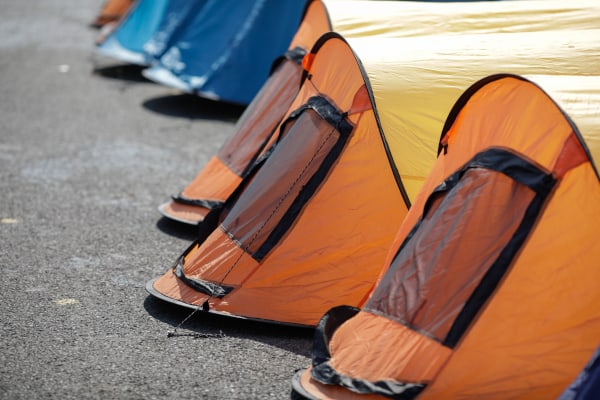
[146,32,412,327]
[291,74,600,399]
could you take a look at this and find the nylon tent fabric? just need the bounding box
[141,0,308,105]
[291,74,600,399]
[95,0,200,65]
[334,0,600,200]
[146,33,411,327]
[157,0,600,225]
[140,0,208,63]
[158,0,333,225]
[91,0,134,28]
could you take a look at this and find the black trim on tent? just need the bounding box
[311,305,360,366]
[309,306,426,400]
[170,193,224,211]
[269,46,306,74]
[423,148,556,218]
[301,32,412,209]
[253,95,354,260]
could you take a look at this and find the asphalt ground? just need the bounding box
[0,1,313,399]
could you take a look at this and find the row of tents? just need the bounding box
[92,0,600,398]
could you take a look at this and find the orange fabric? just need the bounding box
[368,168,537,339]
[289,0,332,51]
[349,84,372,115]
[182,230,258,288]
[158,201,210,225]
[160,155,242,224]
[221,111,344,254]
[298,367,386,400]
[217,59,303,175]
[329,312,451,382]
[160,1,329,225]
[152,268,210,308]
[553,131,589,178]
[92,0,132,27]
[309,39,365,112]
[180,155,242,202]
[152,229,260,310]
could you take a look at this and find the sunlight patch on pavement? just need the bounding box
[55,298,80,305]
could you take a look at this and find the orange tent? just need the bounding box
[91,0,134,28]
[291,74,600,399]
[146,32,410,327]
[158,0,332,226]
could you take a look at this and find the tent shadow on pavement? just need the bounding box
[142,94,245,122]
[142,295,313,357]
[92,63,152,83]
[155,217,199,242]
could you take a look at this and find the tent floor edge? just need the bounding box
[291,369,319,400]
[145,278,317,330]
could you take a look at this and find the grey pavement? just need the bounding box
[0,1,312,399]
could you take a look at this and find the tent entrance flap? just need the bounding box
[368,148,556,348]
[221,95,354,262]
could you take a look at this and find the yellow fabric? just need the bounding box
[323,0,600,201]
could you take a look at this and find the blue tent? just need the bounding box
[141,0,206,62]
[97,0,306,105]
[96,0,199,65]
[142,0,307,105]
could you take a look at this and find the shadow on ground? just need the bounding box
[92,62,245,121]
[156,217,199,242]
[93,63,152,83]
[143,295,314,357]
[142,93,245,122]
